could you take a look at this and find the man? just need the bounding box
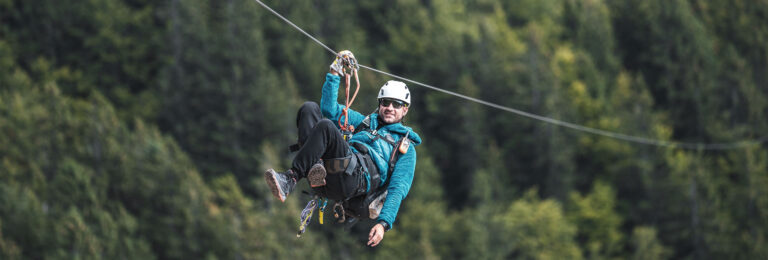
[265,50,421,247]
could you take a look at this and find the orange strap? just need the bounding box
[338,67,360,132]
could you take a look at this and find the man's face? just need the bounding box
[378,98,409,124]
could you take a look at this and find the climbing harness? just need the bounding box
[335,51,361,140]
[295,125,412,236]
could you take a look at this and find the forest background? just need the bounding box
[1,0,767,259]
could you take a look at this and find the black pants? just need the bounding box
[291,102,351,177]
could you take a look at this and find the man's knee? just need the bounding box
[297,101,321,127]
[299,101,320,115]
[316,119,336,130]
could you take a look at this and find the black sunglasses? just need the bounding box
[379,99,406,109]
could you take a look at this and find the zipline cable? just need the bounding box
[253,0,767,150]
[253,0,336,55]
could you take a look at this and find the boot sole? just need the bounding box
[264,169,286,202]
[307,164,327,187]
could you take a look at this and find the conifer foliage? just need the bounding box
[1,0,767,258]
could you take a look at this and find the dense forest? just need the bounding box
[1,0,767,259]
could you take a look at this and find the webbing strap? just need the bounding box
[352,108,379,135]
[351,142,380,190]
[323,156,351,173]
[382,133,409,189]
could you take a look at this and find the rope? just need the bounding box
[336,55,361,133]
[253,0,767,151]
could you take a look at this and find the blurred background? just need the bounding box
[1,0,767,259]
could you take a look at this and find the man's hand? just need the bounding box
[367,223,385,247]
[330,50,356,76]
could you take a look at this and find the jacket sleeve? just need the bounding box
[376,144,416,230]
[320,73,365,127]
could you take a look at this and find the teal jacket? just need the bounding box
[320,73,422,230]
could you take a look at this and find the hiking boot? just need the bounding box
[307,162,327,187]
[264,169,297,202]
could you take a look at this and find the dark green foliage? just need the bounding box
[158,0,298,193]
[0,0,164,121]
[2,0,768,258]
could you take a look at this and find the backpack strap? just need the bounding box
[381,131,409,188]
[352,108,379,135]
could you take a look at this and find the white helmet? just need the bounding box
[377,80,411,105]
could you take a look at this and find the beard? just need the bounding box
[378,114,401,125]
